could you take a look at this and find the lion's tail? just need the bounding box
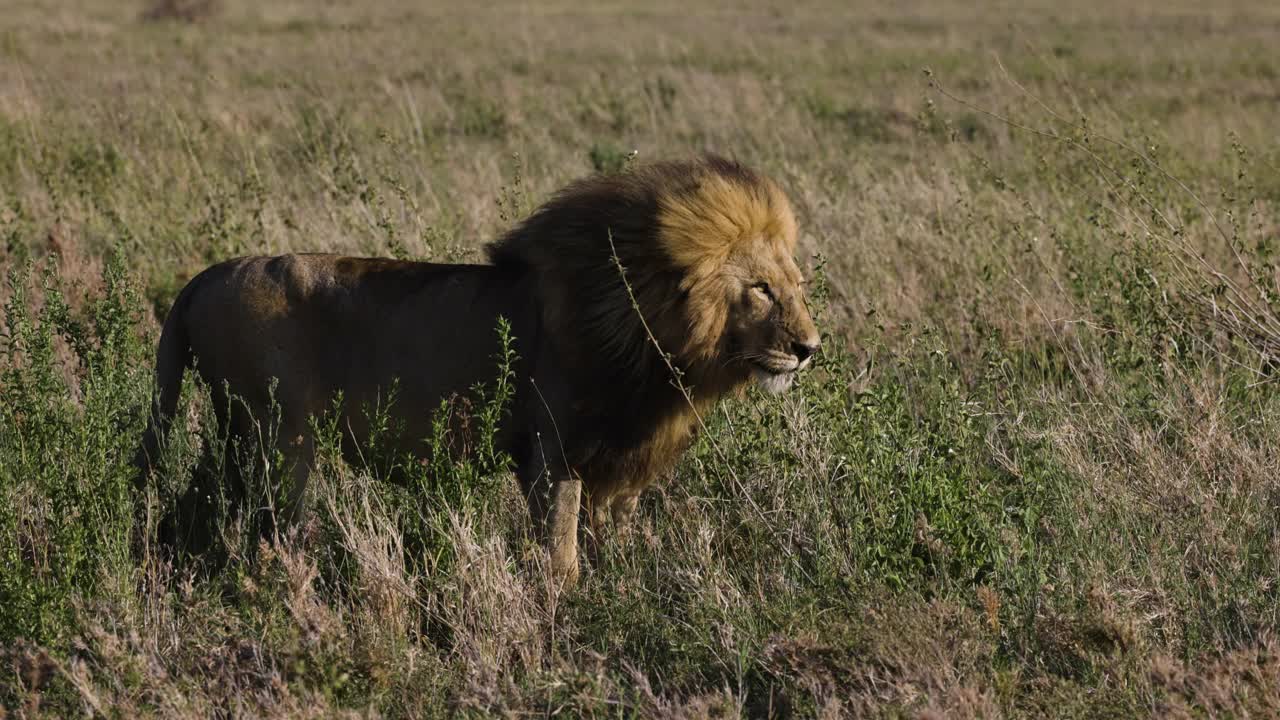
[133,279,197,488]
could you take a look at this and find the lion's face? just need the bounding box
[720,236,820,394]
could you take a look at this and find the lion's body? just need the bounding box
[161,256,535,459]
[138,156,819,584]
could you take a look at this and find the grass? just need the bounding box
[3,0,1280,716]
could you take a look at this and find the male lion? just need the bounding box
[137,155,819,585]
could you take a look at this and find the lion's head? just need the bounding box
[656,157,820,394]
[488,154,818,410]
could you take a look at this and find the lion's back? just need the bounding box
[170,253,533,430]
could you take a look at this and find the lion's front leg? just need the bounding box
[587,489,640,539]
[581,486,642,569]
[610,492,640,531]
[545,475,582,588]
[520,449,583,588]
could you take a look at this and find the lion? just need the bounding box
[136,154,820,585]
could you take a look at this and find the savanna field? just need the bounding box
[3,0,1280,716]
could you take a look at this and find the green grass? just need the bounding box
[3,0,1280,716]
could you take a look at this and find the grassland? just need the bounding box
[3,0,1280,716]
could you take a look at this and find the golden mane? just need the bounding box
[487,154,797,394]
[657,159,797,279]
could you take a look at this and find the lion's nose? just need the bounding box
[792,340,819,363]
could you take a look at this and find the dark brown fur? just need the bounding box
[137,155,819,584]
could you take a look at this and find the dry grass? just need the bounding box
[3,0,1280,716]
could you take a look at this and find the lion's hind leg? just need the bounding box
[158,385,318,559]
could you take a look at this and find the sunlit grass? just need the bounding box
[2,0,1280,716]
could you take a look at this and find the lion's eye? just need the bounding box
[752,282,774,301]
